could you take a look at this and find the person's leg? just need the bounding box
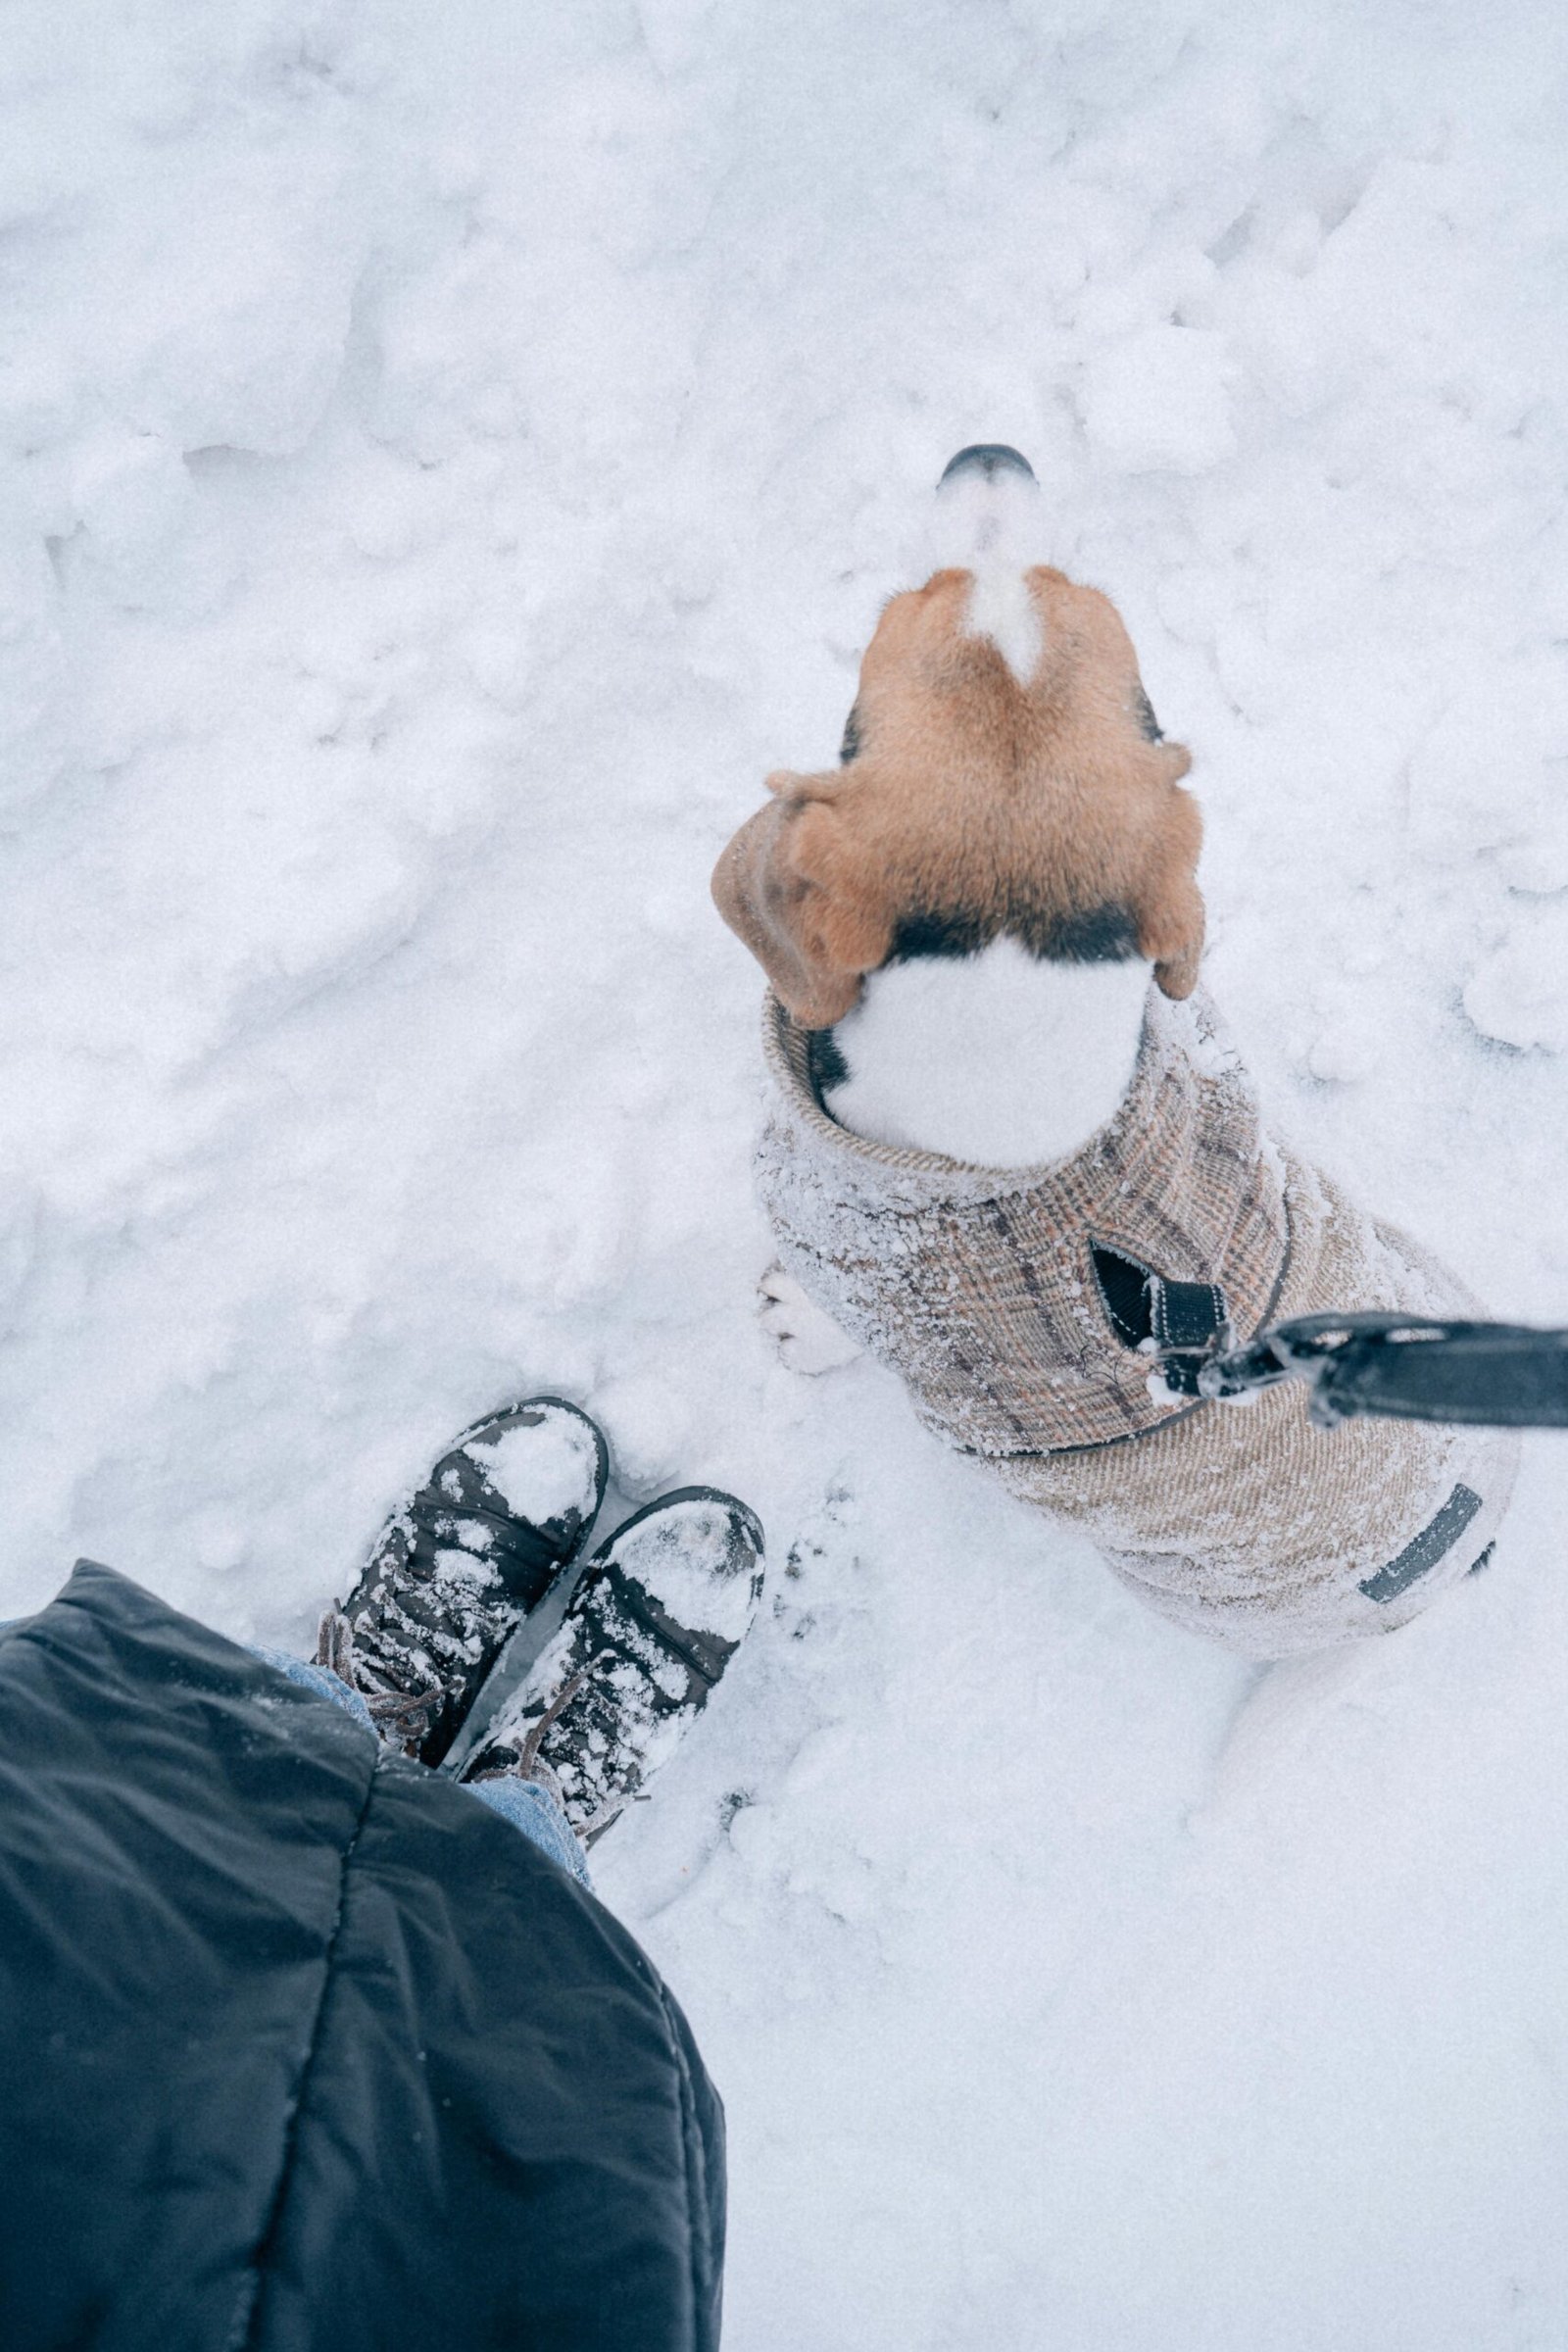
[4,1404,761,1894]
[247,1644,377,1733]
[466,1775,593,1887]
[463,1487,765,1846]
[246,1640,592,1884]
[0,1617,376,1733]
[326,1396,609,1764]
[9,1599,591,1887]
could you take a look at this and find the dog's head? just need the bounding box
[712,452,1203,1029]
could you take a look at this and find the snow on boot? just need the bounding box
[462,1487,764,1844]
[321,1396,609,1766]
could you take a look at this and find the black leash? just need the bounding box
[1177,1313,1568,1430]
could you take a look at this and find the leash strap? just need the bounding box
[1187,1313,1568,1429]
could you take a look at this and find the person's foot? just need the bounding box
[461,1487,764,1843]
[319,1396,609,1766]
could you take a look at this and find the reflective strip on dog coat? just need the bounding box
[757,986,1518,1656]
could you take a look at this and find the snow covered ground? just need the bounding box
[3,0,1567,2340]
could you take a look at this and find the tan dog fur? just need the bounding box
[711,565,1203,1028]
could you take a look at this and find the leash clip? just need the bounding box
[1197,1315,1471,1426]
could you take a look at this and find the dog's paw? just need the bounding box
[759,1267,863,1375]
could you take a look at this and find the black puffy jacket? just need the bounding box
[0,1561,724,2351]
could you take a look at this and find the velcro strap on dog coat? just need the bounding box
[1148,1275,1228,1396]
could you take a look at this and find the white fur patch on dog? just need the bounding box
[821,936,1152,1167]
[963,564,1043,687]
[923,461,1048,685]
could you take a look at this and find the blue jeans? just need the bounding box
[251,1648,592,1889]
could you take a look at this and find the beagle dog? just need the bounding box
[714,447,1200,1170]
[712,449,1517,1657]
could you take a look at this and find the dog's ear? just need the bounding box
[1134,760,1205,1000]
[711,771,894,1028]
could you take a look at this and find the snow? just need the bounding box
[2,0,1566,2342]
[469,1404,602,1531]
[1080,323,1239,474]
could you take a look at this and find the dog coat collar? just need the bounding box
[756,982,1292,1455]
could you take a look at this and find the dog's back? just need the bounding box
[716,451,1517,1657]
[759,975,1516,1658]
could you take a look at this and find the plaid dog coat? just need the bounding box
[757,985,1517,1657]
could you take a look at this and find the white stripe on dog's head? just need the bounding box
[963,564,1044,689]
[923,451,1049,686]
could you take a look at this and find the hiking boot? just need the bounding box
[461,1486,764,1843]
[319,1396,609,1766]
